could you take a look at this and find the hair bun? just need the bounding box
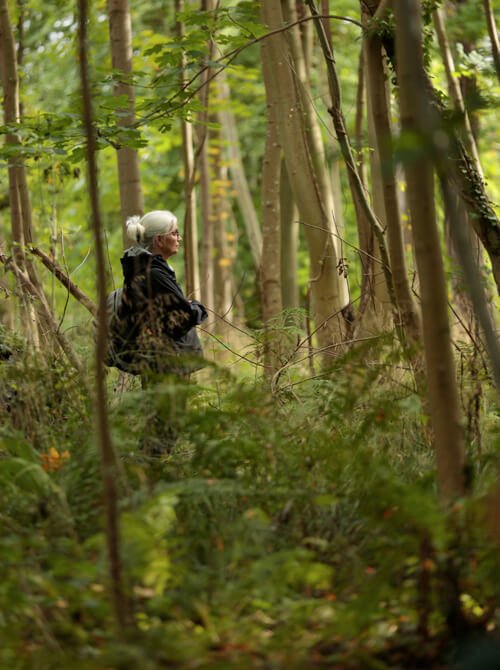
[126,215,145,244]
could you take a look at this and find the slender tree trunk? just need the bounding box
[354,46,366,186]
[199,130,214,316]
[218,74,262,269]
[483,0,500,83]
[107,0,143,244]
[433,6,483,177]
[394,0,465,501]
[261,35,283,376]
[0,0,46,349]
[364,20,421,342]
[284,0,338,237]
[176,0,200,299]
[280,160,299,310]
[433,4,490,353]
[364,86,392,331]
[306,1,400,336]
[78,0,128,630]
[299,0,314,73]
[261,0,349,360]
[198,0,215,322]
[211,113,233,337]
[365,0,500,294]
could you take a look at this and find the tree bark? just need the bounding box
[305,1,400,336]
[394,0,465,502]
[433,6,483,177]
[198,0,216,322]
[211,110,233,337]
[261,33,283,376]
[261,0,350,360]
[218,74,262,269]
[107,0,144,245]
[483,0,500,83]
[79,0,128,630]
[364,20,421,342]
[366,1,500,295]
[0,0,51,350]
[280,160,299,310]
[364,82,392,331]
[176,0,200,299]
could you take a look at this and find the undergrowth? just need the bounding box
[0,336,498,669]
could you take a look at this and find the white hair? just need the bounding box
[125,210,178,249]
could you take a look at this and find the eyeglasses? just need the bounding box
[169,230,181,238]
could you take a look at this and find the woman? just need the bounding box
[120,210,207,377]
[120,210,207,455]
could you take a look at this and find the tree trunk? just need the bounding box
[364,84,392,331]
[364,21,421,342]
[261,0,350,360]
[107,0,144,245]
[280,160,299,311]
[393,0,465,502]
[198,0,215,322]
[284,0,338,240]
[211,113,233,338]
[433,5,491,345]
[365,0,500,295]
[306,1,400,337]
[176,0,200,299]
[78,0,128,630]
[0,0,49,350]
[261,33,283,376]
[483,0,500,83]
[218,74,262,269]
[433,6,483,177]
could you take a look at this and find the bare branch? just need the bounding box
[30,246,98,318]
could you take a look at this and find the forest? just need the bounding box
[0,0,499,668]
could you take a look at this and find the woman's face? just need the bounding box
[157,227,181,259]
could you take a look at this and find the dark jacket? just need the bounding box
[120,247,207,373]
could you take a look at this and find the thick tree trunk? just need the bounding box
[261,1,350,360]
[107,0,144,244]
[79,0,128,630]
[394,0,465,502]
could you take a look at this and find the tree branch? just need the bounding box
[30,246,98,318]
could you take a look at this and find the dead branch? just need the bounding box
[30,246,97,318]
[0,248,83,371]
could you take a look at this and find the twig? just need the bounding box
[201,328,264,368]
[271,333,386,394]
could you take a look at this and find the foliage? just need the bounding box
[1,0,499,667]
[0,334,498,668]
